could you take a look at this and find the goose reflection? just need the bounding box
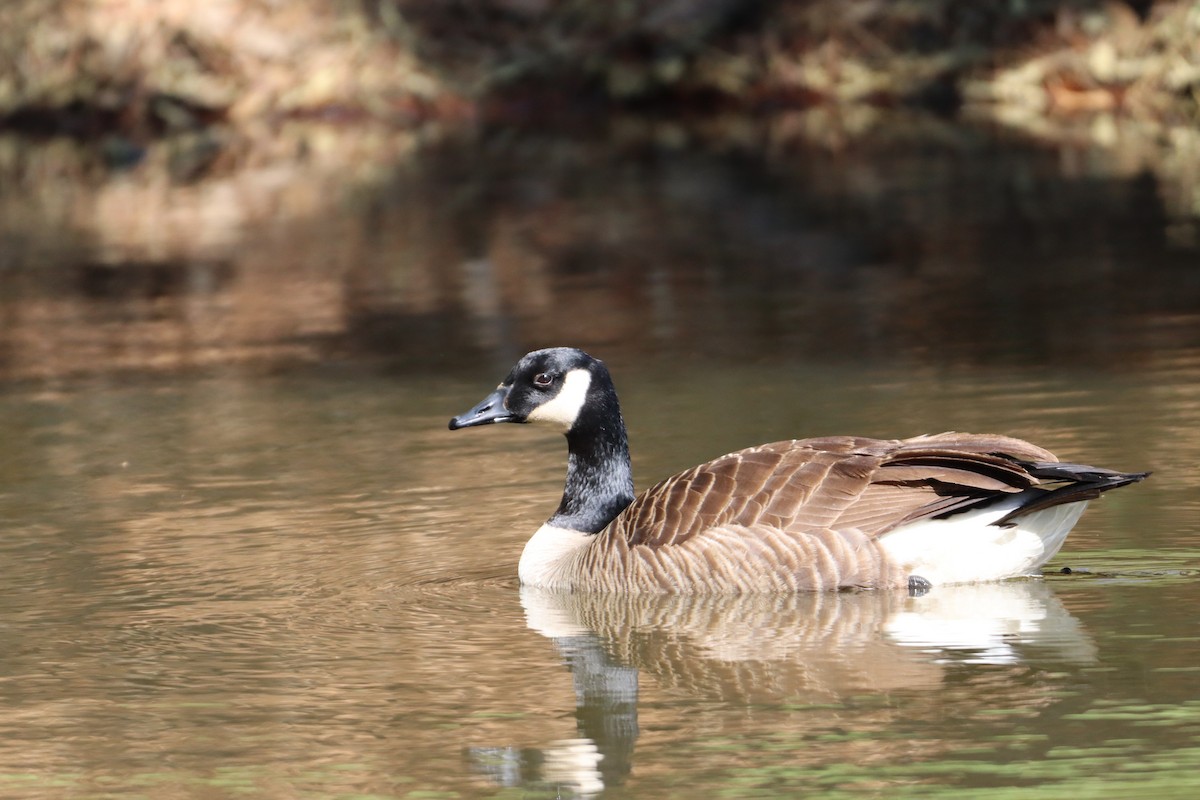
[470,581,1093,797]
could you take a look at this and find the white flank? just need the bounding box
[879,493,1088,585]
[526,368,592,431]
[519,523,593,588]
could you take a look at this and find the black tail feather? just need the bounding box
[994,462,1149,526]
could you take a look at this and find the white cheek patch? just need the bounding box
[526,368,591,431]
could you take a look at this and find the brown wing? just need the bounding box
[611,432,1060,550]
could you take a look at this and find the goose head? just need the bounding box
[448,347,613,434]
[450,348,635,535]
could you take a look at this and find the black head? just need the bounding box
[448,348,612,433]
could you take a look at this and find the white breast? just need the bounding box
[518,523,594,589]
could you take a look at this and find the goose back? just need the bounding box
[614,433,1057,547]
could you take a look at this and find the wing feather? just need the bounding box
[609,432,1068,551]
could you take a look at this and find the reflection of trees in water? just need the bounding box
[346,132,1199,371]
[2,127,1198,380]
[467,583,1095,797]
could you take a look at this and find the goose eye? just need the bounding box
[533,372,554,388]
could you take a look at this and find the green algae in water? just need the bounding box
[1048,549,1200,581]
[680,699,1200,799]
[704,748,1200,799]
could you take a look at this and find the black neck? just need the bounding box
[547,387,635,534]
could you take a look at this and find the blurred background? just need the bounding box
[2,3,1200,798]
[2,0,1199,380]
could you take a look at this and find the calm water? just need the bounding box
[2,121,1200,798]
[0,359,1196,799]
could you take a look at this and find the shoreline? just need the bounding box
[1,1,1196,141]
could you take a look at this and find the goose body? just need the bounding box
[449,348,1147,593]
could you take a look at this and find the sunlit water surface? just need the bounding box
[4,121,1200,798]
[0,355,1197,799]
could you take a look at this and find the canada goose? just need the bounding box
[449,348,1148,593]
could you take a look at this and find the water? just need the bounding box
[1,119,1200,798]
